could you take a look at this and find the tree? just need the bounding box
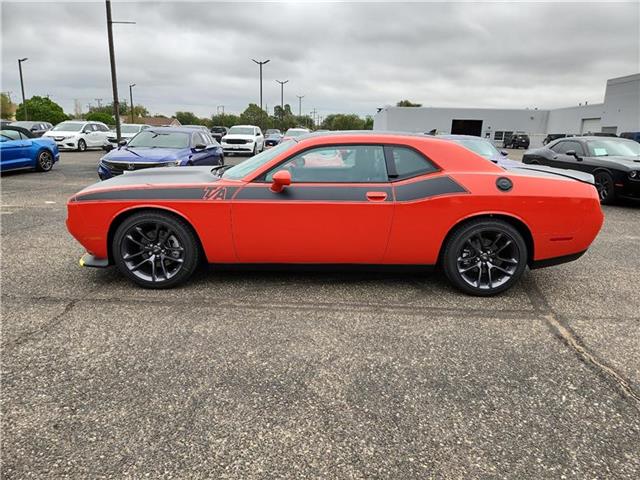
[321,114,367,131]
[175,111,202,125]
[15,96,68,124]
[396,100,422,107]
[210,113,240,128]
[239,104,271,131]
[86,111,115,125]
[1,93,16,119]
[363,115,374,130]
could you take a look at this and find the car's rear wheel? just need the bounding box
[594,171,616,204]
[442,219,528,296]
[77,139,87,152]
[112,211,201,289]
[35,150,54,172]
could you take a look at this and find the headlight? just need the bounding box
[629,170,639,180]
[246,139,254,143]
[167,160,181,167]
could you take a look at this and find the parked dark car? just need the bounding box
[264,129,283,149]
[523,136,640,204]
[438,135,520,168]
[210,126,228,143]
[504,132,530,149]
[620,132,640,143]
[98,127,223,180]
[10,121,52,137]
[542,133,567,145]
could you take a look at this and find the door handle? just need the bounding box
[366,191,387,202]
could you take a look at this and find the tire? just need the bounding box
[442,219,528,296]
[35,150,54,172]
[594,171,616,204]
[112,211,201,289]
[77,139,87,152]
[252,144,257,156]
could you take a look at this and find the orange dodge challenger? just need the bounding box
[67,132,604,296]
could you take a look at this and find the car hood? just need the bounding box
[596,155,640,168]
[506,163,595,185]
[75,166,226,196]
[44,130,81,137]
[222,134,256,141]
[102,147,184,163]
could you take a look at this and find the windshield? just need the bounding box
[451,138,500,159]
[120,125,141,134]
[587,139,640,157]
[52,121,84,132]
[284,129,309,137]
[223,141,294,180]
[228,127,255,135]
[266,129,281,135]
[127,130,190,149]
[211,127,227,133]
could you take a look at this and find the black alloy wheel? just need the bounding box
[113,212,200,288]
[36,150,54,171]
[594,171,615,204]
[442,219,528,296]
[77,139,87,152]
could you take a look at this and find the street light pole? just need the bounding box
[129,84,136,123]
[276,80,289,118]
[296,95,304,116]
[18,58,28,121]
[105,0,135,142]
[251,59,270,111]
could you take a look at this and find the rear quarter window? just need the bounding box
[387,146,438,180]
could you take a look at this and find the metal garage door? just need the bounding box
[581,118,601,134]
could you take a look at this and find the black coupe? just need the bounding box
[523,136,640,204]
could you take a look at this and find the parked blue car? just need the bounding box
[0,126,60,173]
[98,127,224,180]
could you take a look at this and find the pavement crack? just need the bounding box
[524,276,640,408]
[2,299,78,350]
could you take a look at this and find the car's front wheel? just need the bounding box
[112,211,201,288]
[77,139,87,152]
[442,219,528,296]
[594,171,616,204]
[35,150,54,172]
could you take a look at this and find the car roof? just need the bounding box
[146,127,196,134]
[231,125,258,128]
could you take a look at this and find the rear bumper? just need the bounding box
[529,250,586,269]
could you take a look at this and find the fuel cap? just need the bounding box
[496,177,513,192]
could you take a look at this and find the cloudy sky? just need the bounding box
[2,1,639,119]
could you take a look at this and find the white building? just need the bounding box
[373,73,640,147]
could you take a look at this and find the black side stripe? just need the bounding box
[394,176,467,202]
[75,186,239,202]
[234,186,393,202]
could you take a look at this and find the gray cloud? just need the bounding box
[2,1,638,119]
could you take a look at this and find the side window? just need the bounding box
[265,145,388,183]
[98,124,109,132]
[388,146,438,180]
[552,141,583,155]
[0,130,22,141]
[550,141,567,154]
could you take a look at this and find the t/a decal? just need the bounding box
[202,186,228,201]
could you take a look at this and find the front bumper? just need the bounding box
[222,143,254,153]
[51,138,78,150]
[616,178,640,200]
[79,253,109,268]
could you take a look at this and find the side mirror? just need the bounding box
[256,132,260,136]
[270,170,291,193]
[118,140,127,147]
[565,150,581,160]
[31,126,39,131]
[500,150,509,156]
[192,143,206,151]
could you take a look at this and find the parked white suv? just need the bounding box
[103,123,150,151]
[44,120,111,151]
[220,125,264,156]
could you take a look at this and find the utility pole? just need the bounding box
[310,108,317,127]
[276,80,289,118]
[217,105,225,115]
[251,59,270,112]
[105,0,135,141]
[94,98,103,108]
[18,58,28,120]
[128,84,136,123]
[296,95,304,116]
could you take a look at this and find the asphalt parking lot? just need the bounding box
[2,150,639,478]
